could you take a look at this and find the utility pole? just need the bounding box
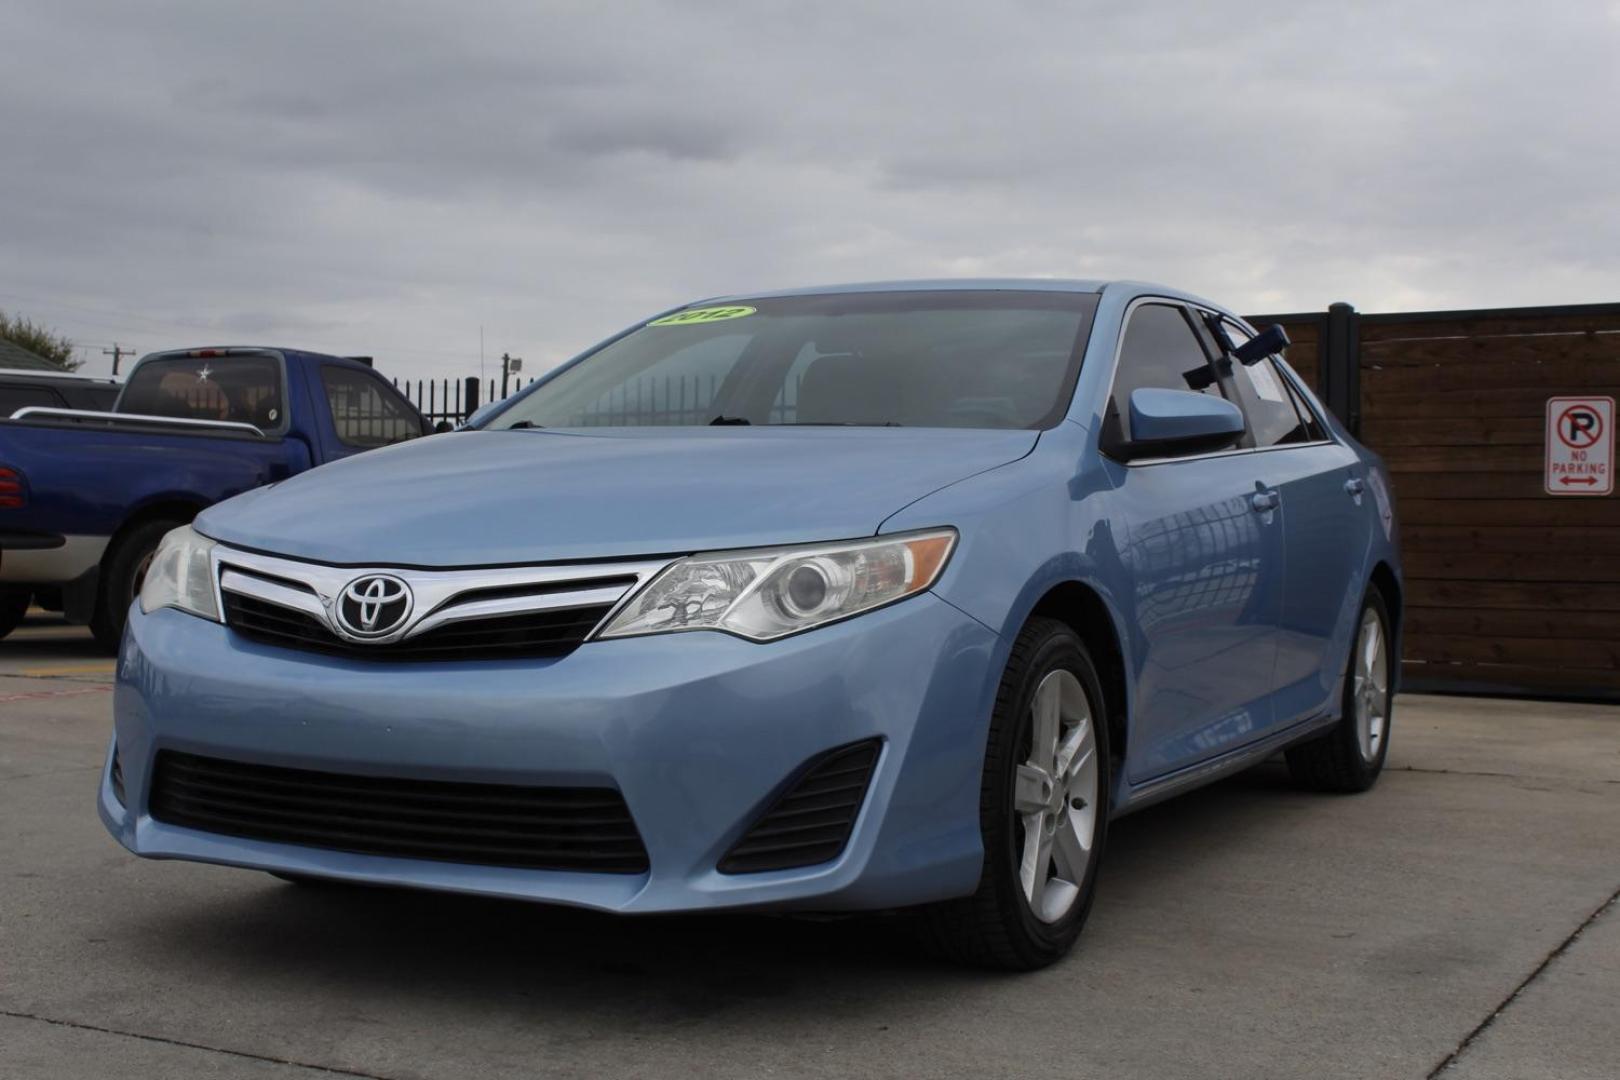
[501,352,522,398]
[103,343,138,376]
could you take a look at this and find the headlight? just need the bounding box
[137,524,220,621]
[598,529,956,642]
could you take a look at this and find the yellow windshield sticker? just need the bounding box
[649,305,756,326]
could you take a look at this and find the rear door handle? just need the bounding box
[1250,490,1279,513]
[1345,478,1365,496]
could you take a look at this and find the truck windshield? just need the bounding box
[118,355,284,431]
[488,290,1100,431]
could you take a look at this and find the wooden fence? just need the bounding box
[1249,302,1620,699]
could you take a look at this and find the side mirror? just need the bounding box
[1232,323,1290,365]
[1121,388,1245,459]
[433,420,454,434]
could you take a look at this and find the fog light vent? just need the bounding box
[718,739,881,874]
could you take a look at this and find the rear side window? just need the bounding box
[0,384,65,417]
[1109,303,1225,442]
[320,366,424,448]
[1217,321,1315,447]
[119,356,285,431]
[1275,359,1327,441]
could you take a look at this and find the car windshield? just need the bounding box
[488,290,1099,431]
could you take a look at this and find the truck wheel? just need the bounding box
[90,518,185,653]
[913,617,1111,970]
[0,586,31,640]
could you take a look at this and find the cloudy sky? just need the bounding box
[4,1,1618,383]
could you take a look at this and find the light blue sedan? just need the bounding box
[104,280,1401,969]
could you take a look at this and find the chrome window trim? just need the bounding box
[1097,294,1341,469]
[210,544,671,647]
[1122,436,1338,469]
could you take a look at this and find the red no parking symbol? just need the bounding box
[1555,404,1604,450]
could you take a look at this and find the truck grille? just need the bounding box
[222,591,613,662]
[149,751,650,873]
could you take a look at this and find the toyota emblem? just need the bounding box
[334,574,413,639]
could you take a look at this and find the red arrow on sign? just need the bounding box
[1559,476,1599,486]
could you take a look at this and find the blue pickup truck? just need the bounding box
[0,347,435,649]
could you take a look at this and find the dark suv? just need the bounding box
[0,368,122,415]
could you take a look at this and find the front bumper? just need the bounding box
[102,593,999,913]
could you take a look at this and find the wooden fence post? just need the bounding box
[1323,301,1362,436]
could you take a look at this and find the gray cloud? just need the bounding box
[2,0,1617,382]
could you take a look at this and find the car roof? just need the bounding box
[705,278,1108,303]
[698,278,1232,315]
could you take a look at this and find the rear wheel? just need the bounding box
[0,586,31,640]
[89,518,183,653]
[1286,589,1394,793]
[914,617,1110,970]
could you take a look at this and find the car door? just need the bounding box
[1099,301,1285,782]
[1215,318,1372,725]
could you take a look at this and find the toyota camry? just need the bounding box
[103,280,1401,969]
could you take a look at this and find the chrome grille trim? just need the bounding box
[211,545,668,647]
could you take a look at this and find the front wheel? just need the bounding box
[1286,589,1394,793]
[915,617,1111,970]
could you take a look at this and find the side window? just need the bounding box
[1217,321,1315,447]
[1275,359,1327,441]
[0,385,66,417]
[320,366,423,448]
[1110,303,1225,442]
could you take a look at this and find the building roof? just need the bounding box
[0,337,67,371]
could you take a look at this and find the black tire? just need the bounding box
[0,586,31,640]
[914,617,1111,970]
[1286,588,1394,793]
[89,518,184,653]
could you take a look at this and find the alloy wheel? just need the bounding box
[1353,608,1389,763]
[1014,669,1099,924]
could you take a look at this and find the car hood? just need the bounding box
[196,427,1038,566]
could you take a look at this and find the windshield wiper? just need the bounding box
[708,415,751,426]
[781,421,904,427]
[506,420,543,429]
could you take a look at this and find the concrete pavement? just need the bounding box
[2,613,1617,1079]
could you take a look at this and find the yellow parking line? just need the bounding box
[14,662,118,677]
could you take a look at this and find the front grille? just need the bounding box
[110,746,125,806]
[222,592,612,662]
[149,751,649,873]
[718,739,881,874]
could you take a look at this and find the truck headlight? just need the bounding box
[598,529,956,642]
[138,524,220,622]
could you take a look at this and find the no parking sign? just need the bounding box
[1545,396,1614,495]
